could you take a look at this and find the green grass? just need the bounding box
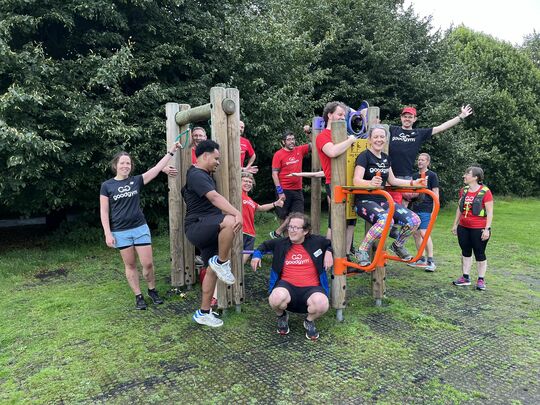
[0,198,539,403]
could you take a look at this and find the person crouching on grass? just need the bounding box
[100,142,181,310]
[251,213,333,341]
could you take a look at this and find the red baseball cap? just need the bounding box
[401,106,417,116]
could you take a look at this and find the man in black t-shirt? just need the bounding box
[182,140,243,328]
[389,105,473,179]
[386,104,472,237]
[408,153,440,272]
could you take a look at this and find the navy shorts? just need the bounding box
[243,233,255,251]
[273,279,326,314]
[185,214,225,265]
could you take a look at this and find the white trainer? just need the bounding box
[208,255,235,285]
[192,309,223,327]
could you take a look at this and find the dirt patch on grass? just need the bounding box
[35,267,69,280]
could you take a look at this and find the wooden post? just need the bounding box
[225,87,244,313]
[210,87,232,309]
[310,117,322,235]
[330,120,348,321]
[179,106,196,288]
[364,107,386,306]
[166,102,185,288]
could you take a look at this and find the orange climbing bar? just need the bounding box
[333,186,395,274]
[332,185,440,272]
[383,187,440,264]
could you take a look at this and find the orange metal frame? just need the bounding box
[333,185,440,276]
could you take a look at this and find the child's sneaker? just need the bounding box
[192,309,223,327]
[476,279,486,291]
[208,255,235,285]
[269,231,282,239]
[452,276,471,286]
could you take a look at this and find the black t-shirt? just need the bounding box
[354,149,391,204]
[182,166,222,227]
[389,126,433,177]
[100,175,146,232]
[411,169,440,212]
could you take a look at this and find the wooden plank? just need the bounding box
[330,120,348,314]
[166,102,185,287]
[226,87,244,311]
[210,87,230,309]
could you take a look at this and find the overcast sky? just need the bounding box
[403,0,539,45]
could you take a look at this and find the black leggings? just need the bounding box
[457,225,489,261]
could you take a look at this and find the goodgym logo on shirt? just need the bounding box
[285,253,310,266]
[392,132,416,143]
[114,184,138,201]
[285,156,300,165]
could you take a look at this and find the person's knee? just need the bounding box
[308,293,329,314]
[221,215,235,229]
[269,289,290,307]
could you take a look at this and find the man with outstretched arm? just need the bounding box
[182,139,242,327]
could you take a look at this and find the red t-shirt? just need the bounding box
[458,187,493,229]
[240,137,255,167]
[271,144,310,190]
[191,147,197,164]
[242,191,258,236]
[281,244,320,287]
[315,129,332,184]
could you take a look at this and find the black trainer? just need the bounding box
[148,289,164,305]
[304,318,319,340]
[276,311,289,335]
[135,294,147,310]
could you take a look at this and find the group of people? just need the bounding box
[99,101,494,340]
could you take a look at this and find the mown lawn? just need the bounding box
[0,197,539,404]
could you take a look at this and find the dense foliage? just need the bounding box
[1,0,538,218]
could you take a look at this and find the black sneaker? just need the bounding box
[135,294,147,310]
[276,311,289,335]
[389,242,413,261]
[148,289,164,305]
[304,319,319,340]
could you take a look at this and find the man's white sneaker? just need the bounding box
[192,309,223,327]
[208,255,235,285]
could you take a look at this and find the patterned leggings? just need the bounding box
[355,200,420,251]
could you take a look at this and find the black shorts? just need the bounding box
[274,279,326,314]
[325,183,357,229]
[243,233,255,251]
[185,214,225,265]
[275,189,305,220]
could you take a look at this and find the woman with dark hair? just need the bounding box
[452,166,493,290]
[352,125,425,266]
[100,142,180,309]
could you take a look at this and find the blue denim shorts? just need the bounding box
[417,212,432,230]
[112,224,151,249]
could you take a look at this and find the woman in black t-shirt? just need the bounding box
[99,142,180,310]
[352,125,425,266]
